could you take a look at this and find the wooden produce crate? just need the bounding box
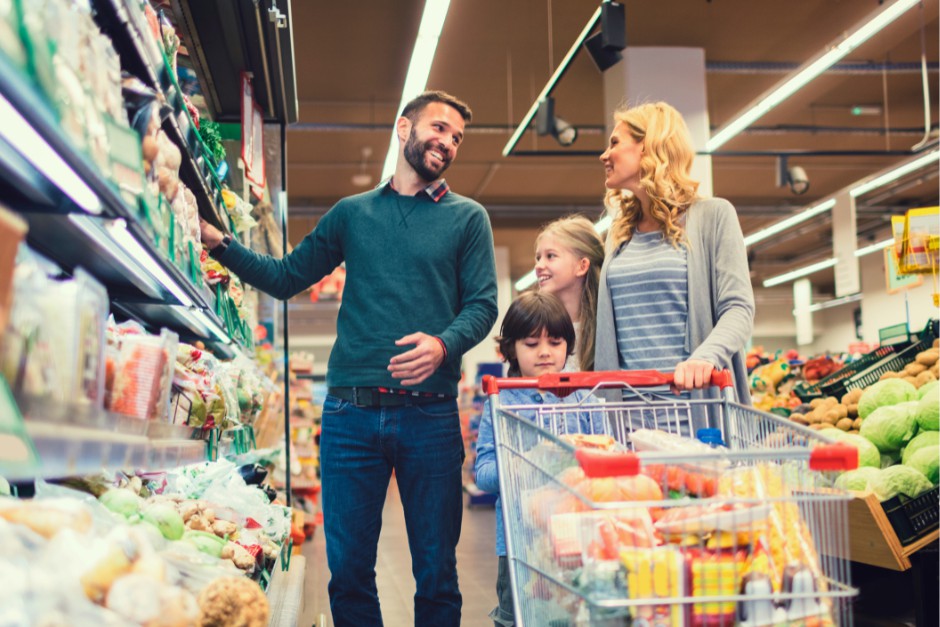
[847,489,939,571]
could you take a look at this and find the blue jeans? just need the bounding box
[320,394,464,627]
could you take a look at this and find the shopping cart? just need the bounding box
[484,370,859,627]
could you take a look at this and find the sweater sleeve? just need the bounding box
[689,200,755,369]
[474,398,499,494]
[437,206,498,360]
[217,206,344,300]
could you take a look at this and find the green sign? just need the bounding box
[884,248,923,294]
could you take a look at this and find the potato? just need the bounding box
[880,371,900,380]
[790,414,810,426]
[840,389,863,405]
[916,349,939,366]
[916,370,937,387]
[846,403,859,418]
[141,135,159,162]
[931,363,939,377]
[853,417,863,430]
[904,362,927,376]
[934,338,939,349]
[836,418,853,431]
[835,404,848,419]
[822,409,840,425]
[847,429,860,435]
[903,376,919,387]
[810,398,825,409]
[823,397,839,406]
[809,423,827,431]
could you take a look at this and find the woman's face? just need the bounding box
[535,234,588,297]
[600,121,643,191]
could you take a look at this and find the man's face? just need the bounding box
[403,102,466,182]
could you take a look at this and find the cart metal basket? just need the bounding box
[484,370,859,627]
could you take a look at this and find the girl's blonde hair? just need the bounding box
[537,215,604,371]
[604,101,700,251]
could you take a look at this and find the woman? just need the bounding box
[595,101,754,406]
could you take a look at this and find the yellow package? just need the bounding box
[619,546,686,627]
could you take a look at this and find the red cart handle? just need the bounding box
[809,443,859,472]
[576,448,640,477]
[482,369,733,397]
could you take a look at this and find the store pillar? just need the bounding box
[603,47,713,196]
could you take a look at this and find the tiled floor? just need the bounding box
[298,480,499,627]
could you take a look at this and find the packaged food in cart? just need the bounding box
[483,369,859,627]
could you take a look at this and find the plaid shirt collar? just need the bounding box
[383,177,450,202]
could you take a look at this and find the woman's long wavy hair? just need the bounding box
[537,215,604,371]
[604,102,700,251]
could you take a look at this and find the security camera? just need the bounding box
[788,166,810,195]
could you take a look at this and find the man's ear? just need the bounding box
[396,116,411,143]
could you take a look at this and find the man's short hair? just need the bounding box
[401,90,472,124]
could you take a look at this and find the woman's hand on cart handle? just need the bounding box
[575,448,640,478]
[482,369,734,395]
[673,359,720,391]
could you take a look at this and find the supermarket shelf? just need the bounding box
[171,0,298,124]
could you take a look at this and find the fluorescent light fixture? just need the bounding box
[502,6,602,157]
[191,308,231,343]
[105,219,194,307]
[69,215,163,299]
[763,257,838,288]
[793,292,863,315]
[0,93,102,214]
[707,0,919,152]
[743,199,836,247]
[514,213,612,292]
[850,149,940,198]
[855,238,894,258]
[380,0,452,180]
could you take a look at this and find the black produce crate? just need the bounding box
[920,318,939,343]
[882,485,940,545]
[793,344,908,402]
[819,339,930,400]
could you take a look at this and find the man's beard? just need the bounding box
[404,127,450,182]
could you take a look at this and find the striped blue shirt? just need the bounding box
[608,230,690,372]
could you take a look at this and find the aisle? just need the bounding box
[300,480,499,626]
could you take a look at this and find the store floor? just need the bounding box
[299,479,499,626]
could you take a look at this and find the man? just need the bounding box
[200,90,497,626]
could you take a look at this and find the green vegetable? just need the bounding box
[917,380,938,401]
[99,489,143,518]
[834,467,882,492]
[858,379,918,419]
[905,446,939,484]
[142,503,185,540]
[870,465,933,500]
[860,404,918,452]
[839,433,881,468]
[901,431,939,464]
[880,451,901,468]
[182,530,226,557]
[914,387,939,431]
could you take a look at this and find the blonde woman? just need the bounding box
[596,101,754,405]
[535,215,605,371]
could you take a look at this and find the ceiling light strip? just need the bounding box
[706,0,919,152]
[743,199,836,247]
[850,149,940,197]
[380,0,452,180]
[855,238,895,258]
[0,93,102,214]
[501,6,602,157]
[793,292,864,315]
[763,257,837,288]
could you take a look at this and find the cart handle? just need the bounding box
[482,369,733,396]
[808,443,859,472]
[575,448,640,477]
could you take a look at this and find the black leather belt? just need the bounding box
[328,387,453,408]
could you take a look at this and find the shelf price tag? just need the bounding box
[0,376,40,477]
[241,74,266,194]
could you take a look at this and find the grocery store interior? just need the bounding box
[1,0,939,626]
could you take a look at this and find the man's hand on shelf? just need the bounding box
[200,219,224,249]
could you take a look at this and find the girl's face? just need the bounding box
[535,234,589,296]
[600,121,644,191]
[514,329,568,377]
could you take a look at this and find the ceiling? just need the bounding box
[278,0,938,322]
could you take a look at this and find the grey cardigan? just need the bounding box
[595,197,755,405]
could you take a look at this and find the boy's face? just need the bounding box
[514,329,567,377]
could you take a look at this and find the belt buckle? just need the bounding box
[353,387,379,407]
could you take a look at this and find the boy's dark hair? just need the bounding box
[497,292,575,377]
[401,90,473,124]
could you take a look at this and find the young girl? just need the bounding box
[474,291,605,626]
[535,215,605,372]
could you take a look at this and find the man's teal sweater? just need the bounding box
[218,184,498,397]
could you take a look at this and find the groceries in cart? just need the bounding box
[486,369,857,626]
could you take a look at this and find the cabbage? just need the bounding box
[839,433,881,468]
[918,380,939,400]
[858,379,918,419]
[902,431,939,464]
[905,447,939,484]
[914,387,939,431]
[834,467,882,492]
[99,489,143,518]
[860,404,918,452]
[870,465,933,500]
[880,452,901,468]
